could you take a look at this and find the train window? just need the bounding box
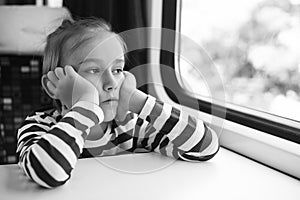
[151,0,300,179]
[156,0,300,144]
[179,0,300,122]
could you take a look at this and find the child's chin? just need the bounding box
[101,103,118,122]
[102,110,117,122]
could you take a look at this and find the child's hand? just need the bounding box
[116,71,137,121]
[43,65,99,109]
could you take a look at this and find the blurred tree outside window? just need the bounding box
[179,0,300,121]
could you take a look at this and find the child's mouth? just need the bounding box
[102,99,119,104]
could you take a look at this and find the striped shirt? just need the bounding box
[16,95,220,188]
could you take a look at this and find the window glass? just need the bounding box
[179,0,300,121]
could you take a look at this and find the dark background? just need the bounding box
[0,0,149,164]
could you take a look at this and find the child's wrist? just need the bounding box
[77,93,99,106]
[129,89,148,114]
[70,101,104,123]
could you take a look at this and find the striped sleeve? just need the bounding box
[137,95,220,161]
[16,101,104,188]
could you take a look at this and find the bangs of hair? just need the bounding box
[42,17,118,74]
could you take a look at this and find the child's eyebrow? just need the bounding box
[78,58,105,66]
[114,59,125,64]
[78,58,125,65]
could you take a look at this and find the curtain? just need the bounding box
[5,0,36,4]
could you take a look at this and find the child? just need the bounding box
[16,18,220,188]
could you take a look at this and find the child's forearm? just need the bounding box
[132,94,220,161]
[129,89,148,114]
[17,100,104,188]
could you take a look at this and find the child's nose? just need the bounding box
[102,72,117,92]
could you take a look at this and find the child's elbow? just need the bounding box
[182,141,220,162]
[199,142,220,161]
[180,125,220,162]
[37,177,70,189]
[39,170,71,189]
[24,163,71,189]
[19,151,72,189]
[199,127,220,161]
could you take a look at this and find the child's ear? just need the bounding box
[41,75,56,99]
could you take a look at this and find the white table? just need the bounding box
[1,148,299,200]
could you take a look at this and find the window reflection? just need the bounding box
[179,0,300,121]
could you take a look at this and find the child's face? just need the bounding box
[61,33,125,122]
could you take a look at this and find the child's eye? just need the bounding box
[86,68,100,74]
[113,68,123,75]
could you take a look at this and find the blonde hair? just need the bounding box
[42,17,127,110]
[43,17,127,74]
